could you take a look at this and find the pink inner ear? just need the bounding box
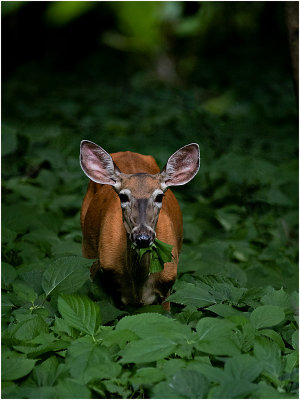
[81,142,116,185]
[165,144,199,186]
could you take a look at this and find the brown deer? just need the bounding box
[80,141,200,309]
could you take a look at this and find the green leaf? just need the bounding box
[167,282,215,307]
[291,330,298,351]
[232,321,256,352]
[168,369,208,398]
[58,294,101,336]
[23,387,58,399]
[224,354,262,382]
[211,379,258,399]
[254,337,282,378]
[98,300,127,324]
[2,357,36,381]
[12,315,49,341]
[195,317,240,356]
[129,367,165,385]
[155,238,173,263]
[250,305,285,329]
[136,238,173,274]
[99,328,139,349]
[261,287,292,314]
[52,316,75,337]
[66,341,121,384]
[55,379,91,399]
[259,329,285,351]
[32,356,59,386]
[151,381,179,399]
[18,262,46,295]
[42,256,91,297]
[284,350,298,374]
[207,303,243,317]
[119,336,177,363]
[1,262,17,288]
[12,281,37,304]
[116,313,191,342]
[22,340,69,358]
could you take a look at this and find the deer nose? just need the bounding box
[134,234,151,248]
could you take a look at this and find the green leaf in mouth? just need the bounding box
[132,238,173,274]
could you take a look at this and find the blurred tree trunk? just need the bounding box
[285,2,299,96]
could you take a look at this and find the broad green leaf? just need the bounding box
[2,357,36,381]
[231,321,256,353]
[224,354,262,382]
[22,340,69,358]
[250,305,285,329]
[255,381,295,399]
[17,262,46,295]
[207,303,243,317]
[284,351,298,374]
[12,281,37,304]
[175,305,203,327]
[32,356,59,386]
[58,294,101,336]
[129,367,165,385]
[211,379,258,399]
[101,379,132,398]
[151,381,179,399]
[167,283,215,307]
[291,330,298,351]
[23,387,57,399]
[187,363,225,383]
[259,329,285,351]
[55,379,91,399]
[42,256,91,296]
[119,336,177,363]
[261,287,292,314]
[2,262,17,288]
[98,300,127,324]
[155,238,173,263]
[195,317,240,356]
[52,316,75,337]
[137,238,173,274]
[116,312,191,342]
[168,369,208,398]
[254,337,282,378]
[12,315,49,341]
[66,341,121,384]
[99,329,139,349]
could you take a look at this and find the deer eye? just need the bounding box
[155,193,164,203]
[119,193,129,203]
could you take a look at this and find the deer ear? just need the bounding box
[80,140,121,187]
[161,143,200,188]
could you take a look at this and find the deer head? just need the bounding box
[80,141,200,248]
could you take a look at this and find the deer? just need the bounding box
[80,141,200,309]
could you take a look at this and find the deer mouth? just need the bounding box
[131,228,155,248]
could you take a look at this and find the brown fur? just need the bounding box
[80,151,183,307]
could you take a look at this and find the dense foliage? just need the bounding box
[2,64,298,398]
[2,2,298,396]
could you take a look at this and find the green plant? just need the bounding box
[2,50,298,397]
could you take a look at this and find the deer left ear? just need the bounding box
[161,143,200,188]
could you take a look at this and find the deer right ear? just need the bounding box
[161,143,200,189]
[80,140,121,187]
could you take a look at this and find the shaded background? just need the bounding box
[2,1,299,290]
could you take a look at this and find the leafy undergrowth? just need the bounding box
[2,64,299,398]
